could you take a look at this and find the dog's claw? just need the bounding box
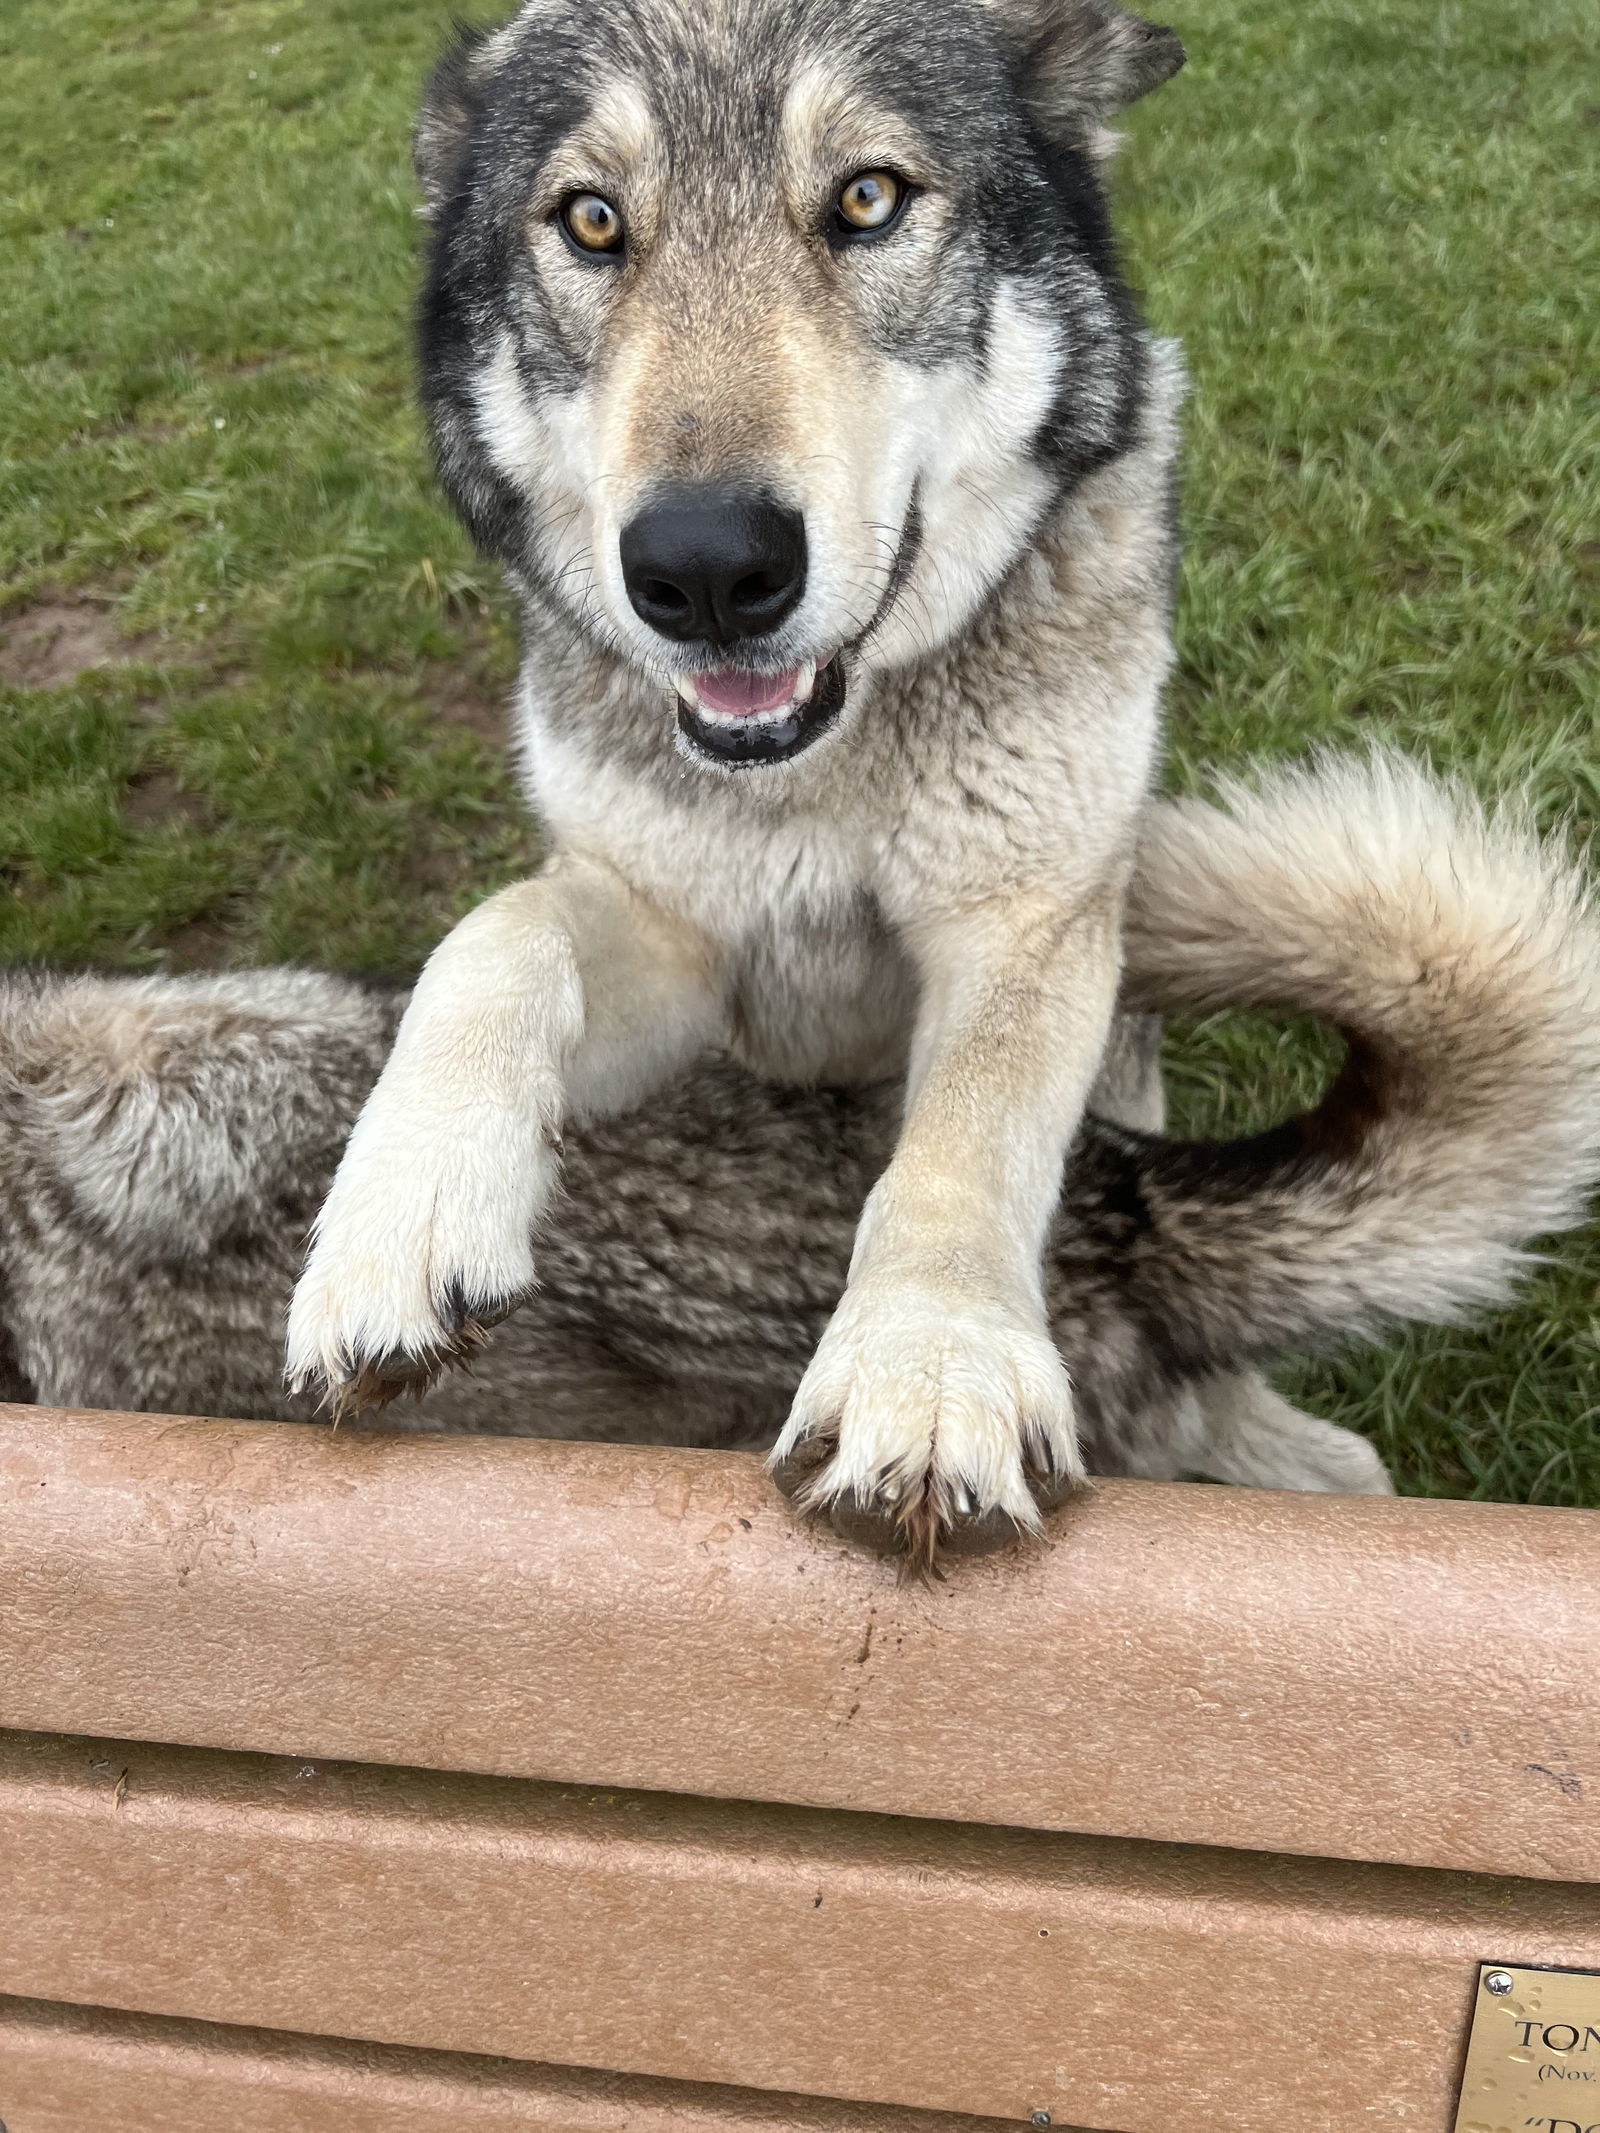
[321,1309,502,1422]
[773,1416,1080,1576]
[310,1276,533,1422]
[768,1280,1083,1571]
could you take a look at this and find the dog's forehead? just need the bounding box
[479,0,1017,163]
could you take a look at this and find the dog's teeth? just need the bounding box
[674,675,701,710]
[794,659,817,706]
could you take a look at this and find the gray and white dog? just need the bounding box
[5,756,1599,1549]
[275,0,1600,1561]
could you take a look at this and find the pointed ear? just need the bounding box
[999,0,1186,133]
[413,26,489,220]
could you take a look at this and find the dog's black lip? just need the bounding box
[678,657,848,769]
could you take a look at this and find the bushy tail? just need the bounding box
[1116,750,1600,1359]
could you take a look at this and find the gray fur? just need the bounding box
[295,0,1256,1566]
[21,3,1585,1564]
[296,0,1206,1563]
[0,976,1364,1479]
[7,755,1596,1516]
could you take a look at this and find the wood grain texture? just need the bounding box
[1,1731,1596,2133]
[3,1404,1595,1881]
[0,1996,1028,2133]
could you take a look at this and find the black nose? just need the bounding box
[620,488,807,645]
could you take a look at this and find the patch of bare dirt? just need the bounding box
[403,845,474,895]
[420,661,511,748]
[122,769,214,831]
[0,600,160,691]
[207,353,293,381]
[158,916,236,970]
[87,414,185,444]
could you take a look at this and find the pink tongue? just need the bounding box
[692,667,800,717]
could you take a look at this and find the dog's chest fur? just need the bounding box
[512,400,1180,1091]
[520,717,924,1080]
[723,890,919,1084]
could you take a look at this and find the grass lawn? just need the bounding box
[1,0,1596,1501]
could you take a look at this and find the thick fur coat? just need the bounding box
[279,2,1600,1561]
[9,758,1599,1544]
[284,0,1211,1561]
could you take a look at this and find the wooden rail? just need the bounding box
[1,1728,1595,2132]
[0,1998,1014,2133]
[1,1402,1596,2132]
[4,1404,1595,1881]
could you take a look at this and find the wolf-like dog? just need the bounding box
[285,0,1198,1561]
[10,758,1599,1519]
[282,0,1595,1562]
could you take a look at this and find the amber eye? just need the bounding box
[835,169,906,237]
[561,191,625,256]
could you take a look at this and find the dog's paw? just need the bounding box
[285,1102,558,1415]
[768,1277,1082,1571]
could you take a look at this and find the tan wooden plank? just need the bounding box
[0,1996,1026,2133]
[3,1404,1596,1882]
[0,1731,1596,2133]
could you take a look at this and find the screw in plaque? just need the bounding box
[1484,1970,1515,1996]
[1030,2114,1052,2127]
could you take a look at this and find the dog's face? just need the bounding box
[417,0,1182,769]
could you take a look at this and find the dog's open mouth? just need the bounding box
[674,654,846,768]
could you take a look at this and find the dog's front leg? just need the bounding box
[286,857,722,1410]
[770,882,1123,1566]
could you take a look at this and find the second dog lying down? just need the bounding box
[4,754,1597,1558]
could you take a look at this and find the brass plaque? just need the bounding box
[1456,1963,1600,2133]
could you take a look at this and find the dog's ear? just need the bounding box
[997,0,1186,132]
[413,25,489,220]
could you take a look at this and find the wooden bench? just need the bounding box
[2,1403,1595,2131]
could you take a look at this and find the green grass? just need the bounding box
[0,0,537,971]
[1,0,1596,1500]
